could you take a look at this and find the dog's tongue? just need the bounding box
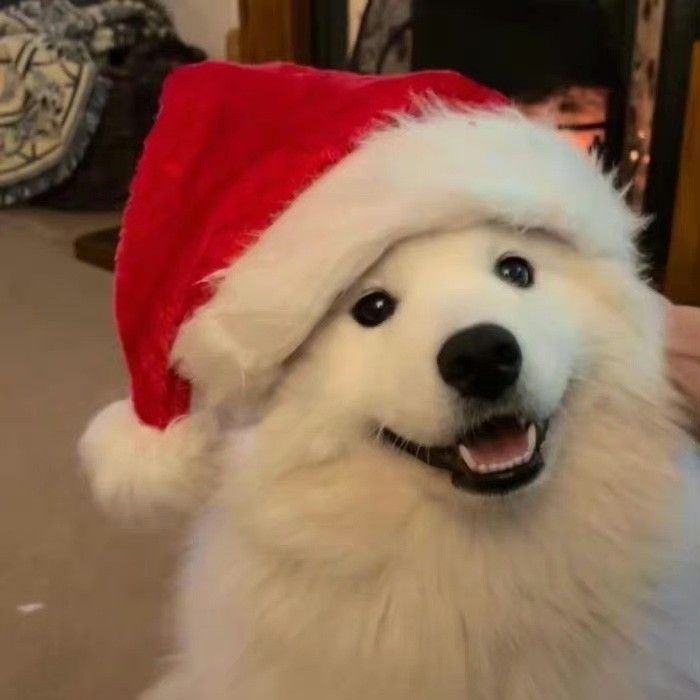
[458,417,534,474]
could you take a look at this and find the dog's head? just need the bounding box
[277,223,667,499]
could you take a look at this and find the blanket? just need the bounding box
[0,0,172,206]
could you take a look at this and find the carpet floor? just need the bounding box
[0,209,183,700]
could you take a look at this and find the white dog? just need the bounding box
[142,224,696,700]
[79,64,699,700]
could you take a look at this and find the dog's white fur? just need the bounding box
[144,225,682,700]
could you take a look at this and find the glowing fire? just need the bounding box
[518,86,609,153]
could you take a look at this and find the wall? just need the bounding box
[348,0,369,51]
[164,0,239,60]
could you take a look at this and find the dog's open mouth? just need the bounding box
[381,415,548,495]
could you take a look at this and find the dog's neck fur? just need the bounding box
[173,371,682,700]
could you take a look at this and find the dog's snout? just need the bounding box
[437,324,522,400]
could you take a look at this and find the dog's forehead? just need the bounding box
[367,225,570,283]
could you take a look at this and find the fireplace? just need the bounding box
[408,1,622,163]
[340,0,700,282]
[516,86,609,155]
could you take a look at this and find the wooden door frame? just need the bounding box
[664,42,700,305]
[235,0,312,64]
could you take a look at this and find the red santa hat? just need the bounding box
[79,62,639,516]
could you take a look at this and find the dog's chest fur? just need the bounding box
[163,392,682,700]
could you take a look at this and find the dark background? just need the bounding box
[312,0,700,284]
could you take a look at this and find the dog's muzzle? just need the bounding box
[381,415,548,495]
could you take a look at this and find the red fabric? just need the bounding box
[116,62,506,429]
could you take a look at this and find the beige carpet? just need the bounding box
[0,209,184,700]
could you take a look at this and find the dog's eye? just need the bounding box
[351,290,397,327]
[495,255,534,289]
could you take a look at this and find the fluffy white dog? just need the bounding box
[79,63,699,700]
[143,224,694,700]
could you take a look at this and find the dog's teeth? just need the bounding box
[483,451,535,474]
[526,423,537,459]
[458,444,477,469]
[461,426,538,475]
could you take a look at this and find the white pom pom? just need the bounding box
[79,400,218,520]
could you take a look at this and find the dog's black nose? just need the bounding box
[437,324,522,400]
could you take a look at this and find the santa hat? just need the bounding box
[79,61,640,517]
